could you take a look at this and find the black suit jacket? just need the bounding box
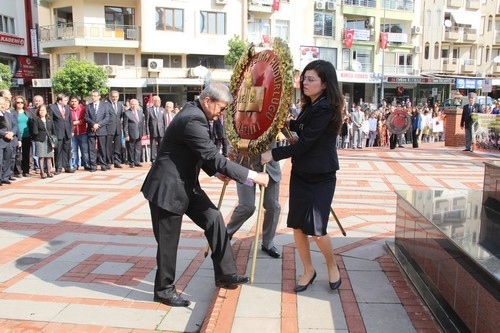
[460,102,482,128]
[49,103,73,140]
[271,95,339,174]
[106,100,123,135]
[141,99,250,214]
[84,102,110,136]
[31,117,56,142]
[123,108,145,140]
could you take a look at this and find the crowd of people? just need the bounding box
[0,89,178,183]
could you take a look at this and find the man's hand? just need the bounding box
[460,125,464,130]
[216,173,232,183]
[253,172,269,188]
[261,150,273,164]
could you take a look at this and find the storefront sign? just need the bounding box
[32,78,52,87]
[14,56,36,79]
[387,76,455,84]
[337,71,380,83]
[456,78,482,89]
[0,33,24,46]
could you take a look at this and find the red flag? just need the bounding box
[380,32,389,49]
[147,93,153,108]
[344,29,354,49]
[272,0,280,11]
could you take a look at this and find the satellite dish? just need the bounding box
[351,60,362,72]
[444,19,452,28]
[493,55,500,63]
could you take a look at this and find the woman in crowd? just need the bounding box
[261,60,343,292]
[14,95,34,177]
[31,104,56,179]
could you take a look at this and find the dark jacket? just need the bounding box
[141,99,249,214]
[271,96,339,174]
[460,103,482,128]
[84,102,110,136]
[31,117,56,142]
[49,103,73,140]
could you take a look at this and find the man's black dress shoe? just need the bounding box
[114,164,123,168]
[295,271,317,293]
[261,245,280,258]
[101,166,107,171]
[215,274,249,288]
[134,163,143,167]
[9,177,16,181]
[154,293,191,307]
[463,149,470,151]
[90,167,97,172]
[65,169,75,173]
[54,170,61,175]
[1,180,12,185]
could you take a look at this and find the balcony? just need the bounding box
[447,0,462,7]
[463,28,477,41]
[494,64,500,74]
[39,22,140,50]
[461,59,475,73]
[443,58,458,72]
[249,0,273,13]
[466,0,480,10]
[444,27,459,40]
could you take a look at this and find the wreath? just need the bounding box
[226,37,294,157]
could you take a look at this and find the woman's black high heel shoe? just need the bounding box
[329,266,342,290]
[294,271,317,293]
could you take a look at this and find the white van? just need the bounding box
[441,96,494,111]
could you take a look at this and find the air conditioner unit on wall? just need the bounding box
[248,13,255,23]
[413,46,421,53]
[413,69,421,75]
[148,59,163,72]
[215,0,228,4]
[326,1,336,11]
[102,65,118,76]
[315,1,324,10]
[411,26,422,35]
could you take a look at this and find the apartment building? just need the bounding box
[28,0,500,105]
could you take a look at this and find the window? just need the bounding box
[353,49,372,72]
[156,7,183,31]
[186,54,225,69]
[94,53,134,66]
[200,11,226,35]
[248,18,271,45]
[0,15,15,34]
[141,54,182,68]
[314,13,334,37]
[58,53,79,67]
[275,20,289,42]
[105,6,135,29]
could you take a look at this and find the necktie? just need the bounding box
[94,103,98,115]
[166,113,171,126]
[60,105,65,119]
[113,103,116,111]
[133,109,139,121]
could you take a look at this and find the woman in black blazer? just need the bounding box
[31,104,56,178]
[261,60,344,292]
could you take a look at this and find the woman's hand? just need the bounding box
[261,150,273,164]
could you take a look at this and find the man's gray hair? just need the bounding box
[199,83,233,104]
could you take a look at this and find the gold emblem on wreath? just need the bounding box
[237,71,265,113]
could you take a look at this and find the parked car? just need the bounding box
[441,96,494,111]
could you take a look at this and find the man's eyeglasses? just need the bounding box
[300,75,321,83]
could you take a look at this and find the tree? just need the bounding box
[224,35,247,67]
[0,63,12,90]
[51,57,109,98]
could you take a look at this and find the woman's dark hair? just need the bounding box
[36,104,50,119]
[299,60,344,131]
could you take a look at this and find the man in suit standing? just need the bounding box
[351,104,364,149]
[0,96,15,185]
[213,112,229,156]
[226,141,282,258]
[146,95,166,163]
[141,83,269,307]
[123,99,144,167]
[85,90,109,171]
[49,94,74,174]
[106,90,124,168]
[460,92,482,152]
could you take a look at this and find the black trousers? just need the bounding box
[106,132,122,165]
[126,138,142,165]
[88,135,107,168]
[149,136,162,162]
[149,193,236,295]
[55,137,72,171]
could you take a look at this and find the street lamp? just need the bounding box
[379,2,387,104]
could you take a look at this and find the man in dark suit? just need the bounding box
[123,99,144,167]
[460,92,482,152]
[106,90,124,168]
[0,96,15,185]
[146,95,166,163]
[141,83,269,307]
[49,94,74,174]
[84,90,110,171]
[213,113,229,156]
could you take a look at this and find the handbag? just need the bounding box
[49,134,58,148]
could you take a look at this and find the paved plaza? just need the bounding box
[0,142,497,332]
